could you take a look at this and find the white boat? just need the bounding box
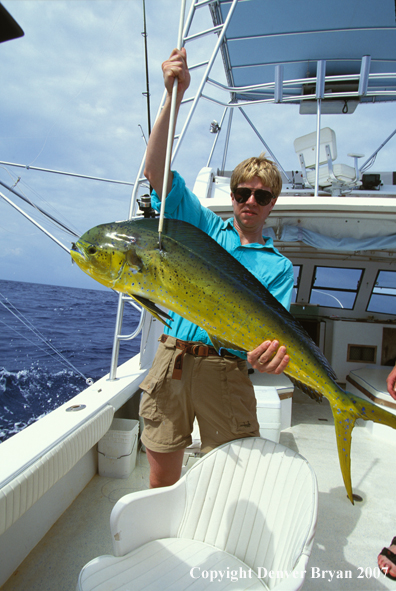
[1,0,396,589]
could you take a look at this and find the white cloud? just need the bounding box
[1,0,396,288]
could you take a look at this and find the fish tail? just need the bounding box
[330,387,396,504]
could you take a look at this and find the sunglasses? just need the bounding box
[233,187,275,206]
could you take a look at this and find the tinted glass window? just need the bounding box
[309,266,363,309]
[367,270,396,315]
[291,265,301,303]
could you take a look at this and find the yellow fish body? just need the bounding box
[71,217,396,503]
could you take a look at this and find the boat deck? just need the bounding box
[3,390,396,591]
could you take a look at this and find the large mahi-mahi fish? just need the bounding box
[71,217,396,503]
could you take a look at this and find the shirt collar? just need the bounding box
[223,217,276,250]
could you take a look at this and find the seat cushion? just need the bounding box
[307,163,356,187]
[77,538,268,590]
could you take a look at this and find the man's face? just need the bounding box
[231,176,277,233]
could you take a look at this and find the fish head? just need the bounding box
[70,221,146,290]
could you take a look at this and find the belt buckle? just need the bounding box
[191,344,207,356]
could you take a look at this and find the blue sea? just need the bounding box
[0,279,141,443]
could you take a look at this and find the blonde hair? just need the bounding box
[230,153,282,198]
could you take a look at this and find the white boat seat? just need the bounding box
[77,437,318,591]
[294,127,363,195]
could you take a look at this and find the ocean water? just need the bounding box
[0,279,141,443]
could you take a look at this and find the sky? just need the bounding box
[1,0,396,291]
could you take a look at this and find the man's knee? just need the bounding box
[146,448,185,488]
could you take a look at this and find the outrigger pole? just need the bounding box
[0,190,70,254]
[0,179,79,238]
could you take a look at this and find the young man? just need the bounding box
[140,48,293,488]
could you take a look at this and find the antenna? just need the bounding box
[142,0,152,139]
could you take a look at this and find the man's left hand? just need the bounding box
[247,340,290,374]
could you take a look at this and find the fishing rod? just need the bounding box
[158,0,187,250]
[109,0,159,380]
[142,0,152,139]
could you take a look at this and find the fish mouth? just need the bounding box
[70,240,98,260]
[70,240,126,286]
[70,242,81,262]
[70,241,97,270]
[70,242,85,265]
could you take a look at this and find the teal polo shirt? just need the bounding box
[151,171,294,352]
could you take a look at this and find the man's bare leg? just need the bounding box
[146,448,185,488]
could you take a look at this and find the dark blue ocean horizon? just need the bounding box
[0,279,141,442]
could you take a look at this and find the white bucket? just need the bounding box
[98,418,139,478]
[254,386,282,443]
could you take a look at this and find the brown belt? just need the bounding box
[160,334,238,379]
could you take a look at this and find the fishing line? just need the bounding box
[0,317,68,368]
[0,178,79,238]
[0,164,83,237]
[0,190,72,254]
[360,155,376,173]
[0,293,93,385]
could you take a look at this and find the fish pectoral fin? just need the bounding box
[126,250,143,271]
[209,334,246,355]
[128,294,173,329]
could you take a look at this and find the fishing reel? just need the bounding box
[137,194,159,218]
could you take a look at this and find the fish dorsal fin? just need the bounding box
[209,334,246,355]
[128,294,173,329]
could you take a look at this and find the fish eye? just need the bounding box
[87,246,97,255]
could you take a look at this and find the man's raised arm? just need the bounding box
[144,48,190,199]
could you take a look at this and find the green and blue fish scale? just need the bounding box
[71,218,396,503]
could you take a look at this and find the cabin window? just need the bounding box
[291,265,301,303]
[309,266,363,309]
[367,270,396,315]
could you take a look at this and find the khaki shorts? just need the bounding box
[139,335,260,454]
